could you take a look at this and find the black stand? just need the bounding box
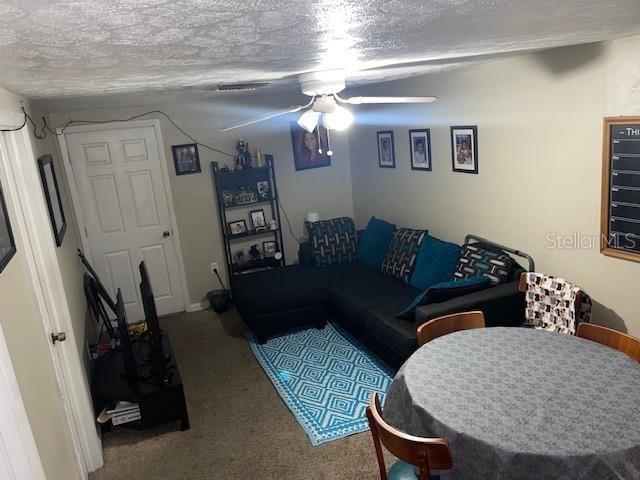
[91,334,190,432]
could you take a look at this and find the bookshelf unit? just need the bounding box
[212,155,285,276]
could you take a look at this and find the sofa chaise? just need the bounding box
[231,218,533,368]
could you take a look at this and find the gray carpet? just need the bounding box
[89,309,390,479]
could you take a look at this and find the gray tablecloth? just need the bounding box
[383,327,640,479]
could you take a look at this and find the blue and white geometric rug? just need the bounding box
[247,323,394,445]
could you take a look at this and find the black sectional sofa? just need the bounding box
[231,236,529,369]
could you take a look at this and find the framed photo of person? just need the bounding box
[290,123,331,171]
[0,180,16,273]
[228,219,248,236]
[256,181,270,200]
[377,130,395,168]
[451,126,478,174]
[263,240,277,258]
[37,155,67,247]
[249,209,267,230]
[409,129,432,171]
[172,143,201,175]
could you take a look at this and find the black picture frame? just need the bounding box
[450,126,479,174]
[172,143,201,175]
[0,180,16,273]
[249,209,266,229]
[263,240,277,258]
[409,129,432,171]
[377,130,395,168]
[228,219,248,236]
[290,122,331,171]
[37,155,67,247]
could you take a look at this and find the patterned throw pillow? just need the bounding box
[306,217,357,267]
[380,228,427,284]
[453,243,513,285]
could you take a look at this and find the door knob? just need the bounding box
[163,230,171,238]
[51,332,67,344]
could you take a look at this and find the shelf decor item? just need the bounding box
[37,154,67,247]
[228,219,248,236]
[172,143,201,175]
[451,126,478,174]
[250,209,267,230]
[256,181,270,200]
[0,179,16,273]
[212,154,285,276]
[263,240,277,258]
[377,130,395,168]
[409,129,432,171]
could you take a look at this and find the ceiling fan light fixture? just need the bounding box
[297,109,321,133]
[323,105,353,131]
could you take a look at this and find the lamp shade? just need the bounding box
[305,212,320,223]
[297,110,321,133]
[324,105,353,131]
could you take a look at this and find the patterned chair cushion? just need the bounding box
[306,217,357,267]
[381,228,427,284]
[453,243,513,285]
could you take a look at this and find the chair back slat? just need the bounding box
[366,393,453,479]
[577,323,640,362]
[417,311,485,346]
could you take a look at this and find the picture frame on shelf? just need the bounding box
[249,209,267,230]
[409,129,432,171]
[263,240,277,258]
[377,130,395,168]
[451,126,478,174]
[0,180,16,273]
[256,181,270,200]
[228,219,248,236]
[37,154,67,247]
[172,143,201,175]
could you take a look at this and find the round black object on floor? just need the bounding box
[207,289,230,313]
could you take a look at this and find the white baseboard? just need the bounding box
[188,302,208,312]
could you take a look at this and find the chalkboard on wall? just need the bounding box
[601,117,640,262]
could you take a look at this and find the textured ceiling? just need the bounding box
[1,0,640,108]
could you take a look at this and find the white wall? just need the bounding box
[47,94,354,305]
[348,38,640,335]
[0,86,81,479]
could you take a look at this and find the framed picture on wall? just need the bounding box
[290,122,331,171]
[172,143,201,175]
[409,129,432,171]
[0,180,16,273]
[451,126,478,174]
[377,130,395,168]
[37,154,67,247]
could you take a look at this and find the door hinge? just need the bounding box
[84,226,88,237]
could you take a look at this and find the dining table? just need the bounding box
[382,326,640,479]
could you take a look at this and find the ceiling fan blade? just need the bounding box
[220,105,307,132]
[339,96,437,105]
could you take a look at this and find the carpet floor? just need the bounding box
[89,309,391,480]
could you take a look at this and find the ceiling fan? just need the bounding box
[220,70,437,133]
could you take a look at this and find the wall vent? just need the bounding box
[216,82,269,92]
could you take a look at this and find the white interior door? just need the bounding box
[65,125,185,321]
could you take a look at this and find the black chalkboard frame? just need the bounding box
[601,116,640,263]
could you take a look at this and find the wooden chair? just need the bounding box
[416,311,485,346]
[366,392,453,480]
[577,323,640,362]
